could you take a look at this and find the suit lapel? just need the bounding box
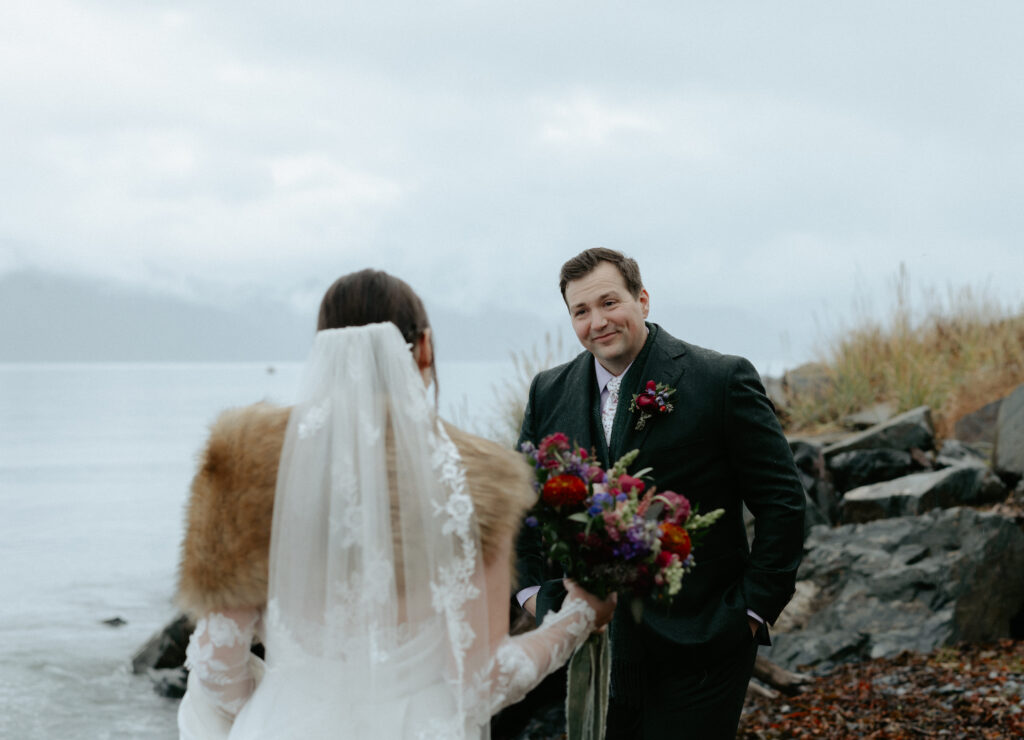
[611,324,688,460]
[560,351,599,457]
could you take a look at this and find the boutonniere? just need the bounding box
[629,380,676,430]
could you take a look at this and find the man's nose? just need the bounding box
[591,310,608,329]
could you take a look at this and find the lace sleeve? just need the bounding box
[184,609,261,721]
[486,596,596,714]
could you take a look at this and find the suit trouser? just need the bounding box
[604,628,758,740]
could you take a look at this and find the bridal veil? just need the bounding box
[229,323,493,738]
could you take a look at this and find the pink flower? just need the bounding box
[618,475,645,494]
[656,491,691,524]
[602,511,622,539]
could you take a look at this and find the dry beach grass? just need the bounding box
[785,265,1024,439]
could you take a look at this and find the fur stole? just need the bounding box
[176,403,535,617]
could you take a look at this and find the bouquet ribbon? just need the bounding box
[565,631,610,740]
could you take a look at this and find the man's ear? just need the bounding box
[639,288,650,318]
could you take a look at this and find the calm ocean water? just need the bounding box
[0,361,516,739]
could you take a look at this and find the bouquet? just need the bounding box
[520,432,725,740]
[521,432,724,605]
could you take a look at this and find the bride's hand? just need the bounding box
[564,579,617,631]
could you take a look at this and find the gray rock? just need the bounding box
[802,490,830,534]
[132,613,192,676]
[823,406,934,460]
[954,398,1003,445]
[790,440,841,524]
[936,439,990,467]
[977,469,1010,503]
[994,384,1024,486]
[842,402,897,431]
[764,507,1024,671]
[840,465,1001,524]
[827,448,918,494]
[788,430,851,448]
[147,667,188,699]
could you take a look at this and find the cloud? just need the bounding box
[1,0,1023,366]
[538,93,663,147]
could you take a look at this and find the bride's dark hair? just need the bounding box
[317,269,437,393]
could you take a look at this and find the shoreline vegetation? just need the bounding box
[494,267,1024,445]
[778,265,1024,441]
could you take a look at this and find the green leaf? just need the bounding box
[643,500,665,522]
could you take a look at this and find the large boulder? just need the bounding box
[840,465,1006,524]
[132,613,193,698]
[764,507,1024,672]
[823,406,934,460]
[994,384,1024,487]
[936,439,990,468]
[954,398,1003,445]
[827,448,918,494]
[841,402,897,431]
[790,439,840,524]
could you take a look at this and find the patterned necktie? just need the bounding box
[602,375,622,446]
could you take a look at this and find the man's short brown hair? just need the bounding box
[559,248,644,301]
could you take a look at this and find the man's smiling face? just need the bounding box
[564,260,649,376]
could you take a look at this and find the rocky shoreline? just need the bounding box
[133,382,1024,738]
[762,384,1024,675]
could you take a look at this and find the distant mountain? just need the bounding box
[0,271,315,361]
[0,270,565,362]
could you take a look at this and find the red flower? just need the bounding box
[541,474,588,507]
[660,522,691,560]
[646,380,657,391]
[635,393,655,408]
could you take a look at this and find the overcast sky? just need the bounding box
[2,1,1022,371]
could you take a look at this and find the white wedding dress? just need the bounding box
[177,324,598,740]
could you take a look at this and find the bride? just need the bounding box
[175,269,616,739]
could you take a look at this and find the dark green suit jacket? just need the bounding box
[517,323,805,659]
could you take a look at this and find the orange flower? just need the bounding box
[659,522,691,560]
[541,474,588,507]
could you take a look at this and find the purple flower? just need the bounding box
[587,504,603,516]
[525,516,538,528]
[615,493,628,503]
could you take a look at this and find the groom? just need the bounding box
[516,248,806,739]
